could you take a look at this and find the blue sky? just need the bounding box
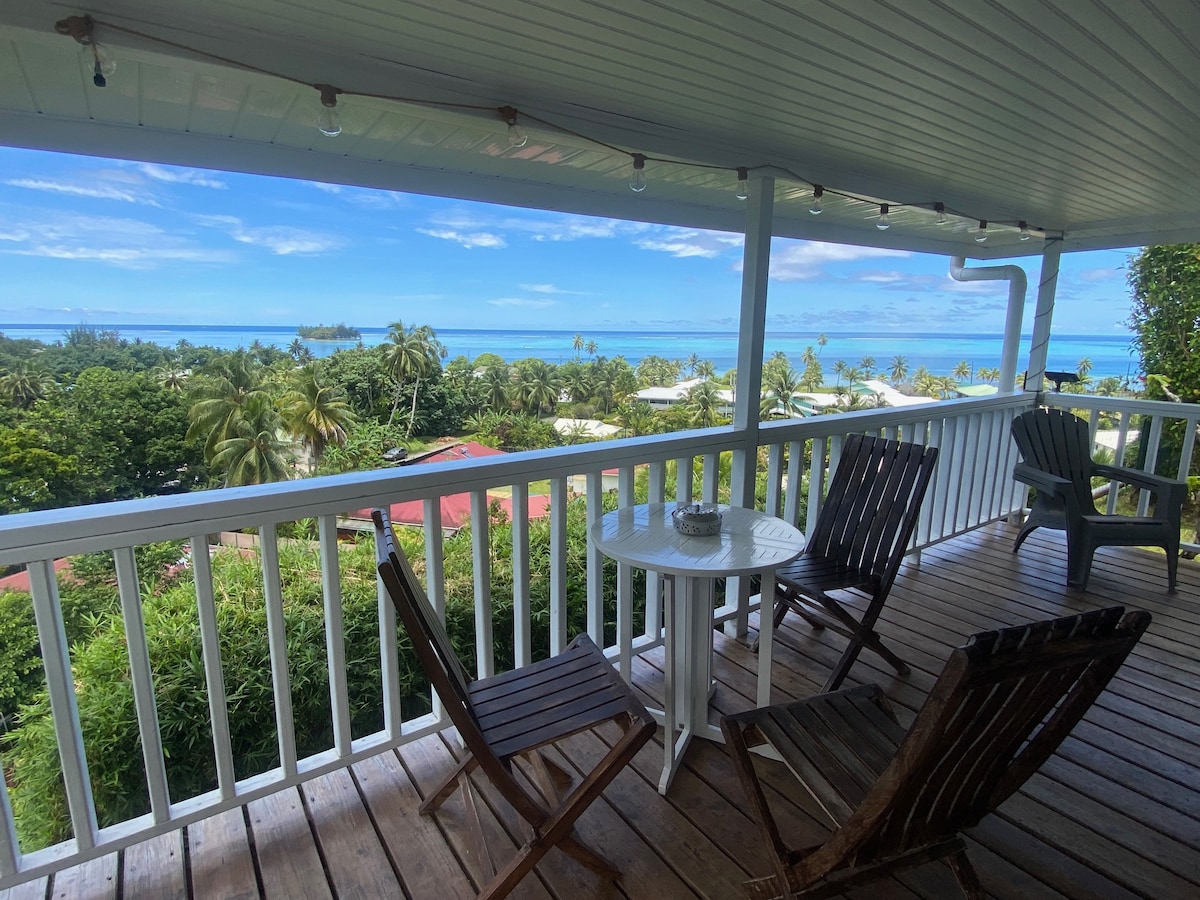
[0,146,1135,335]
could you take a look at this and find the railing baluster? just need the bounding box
[549,478,569,656]
[645,462,665,644]
[702,452,719,503]
[765,443,783,517]
[676,456,693,503]
[259,524,297,778]
[616,468,635,678]
[0,755,16,878]
[585,473,605,645]
[784,440,803,528]
[511,484,531,669]
[191,535,235,798]
[924,417,947,545]
[1138,416,1166,517]
[960,413,981,530]
[469,491,494,678]
[422,497,447,721]
[1108,410,1131,514]
[806,436,827,536]
[318,516,351,757]
[113,547,170,822]
[1178,415,1198,482]
[28,559,98,850]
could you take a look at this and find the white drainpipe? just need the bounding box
[949,257,1028,393]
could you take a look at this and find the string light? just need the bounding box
[809,185,824,215]
[55,15,116,87]
[630,154,647,193]
[53,14,1051,244]
[499,106,528,148]
[315,84,342,137]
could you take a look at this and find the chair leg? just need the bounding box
[1167,539,1179,594]
[823,640,864,693]
[420,754,477,814]
[750,595,790,653]
[1012,520,1038,552]
[556,832,621,879]
[946,849,987,900]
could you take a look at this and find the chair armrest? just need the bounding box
[1012,462,1073,496]
[1092,464,1187,512]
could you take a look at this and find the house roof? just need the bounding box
[2,2,1197,259]
[348,440,551,530]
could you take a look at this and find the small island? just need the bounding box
[297,323,361,340]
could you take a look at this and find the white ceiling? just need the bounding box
[2,0,1199,259]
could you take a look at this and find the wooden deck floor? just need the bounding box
[4,521,1199,900]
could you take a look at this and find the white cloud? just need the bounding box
[195,214,344,255]
[769,240,911,281]
[4,178,159,206]
[636,238,720,259]
[1078,266,1122,282]
[0,210,235,269]
[417,228,506,249]
[489,297,556,309]
[307,181,343,194]
[138,164,227,189]
[519,283,584,295]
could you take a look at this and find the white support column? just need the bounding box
[1026,237,1064,394]
[729,173,775,637]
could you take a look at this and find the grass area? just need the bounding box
[488,481,552,498]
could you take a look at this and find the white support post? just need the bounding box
[511,484,531,668]
[422,498,446,721]
[549,478,569,656]
[192,535,236,798]
[1026,237,1064,394]
[259,524,297,779]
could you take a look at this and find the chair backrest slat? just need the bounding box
[827,605,1148,866]
[372,509,488,750]
[1011,408,1099,514]
[807,434,939,585]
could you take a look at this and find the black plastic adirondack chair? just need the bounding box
[757,433,939,693]
[373,508,656,899]
[723,605,1151,899]
[1011,407,1185,591]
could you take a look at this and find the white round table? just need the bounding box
[590,503,804,793]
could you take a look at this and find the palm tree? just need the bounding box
[210,393,290,486]
[152,365,188,392]
[684,381,724,427]
[383,320,447,437]
[694,359,716,380]
[585,339,598,359]
[287,338,306,361]
[760,366,804,419]
[858,356,876,380]
[0,362,56,408]
[615,401,656,437]
[480,365,514,412]
[186,350,270,461]
[817,333,828,355]
[831,360,849,390]
[889,355,909,385]
[953,360,973,383]
[684,352,700,376]
[279,366,356,470]
[517,359,562,416]
[572,333,584,359]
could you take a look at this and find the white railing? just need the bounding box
[0,394,1036,887]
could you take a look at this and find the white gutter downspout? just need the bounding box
[949,257,1028,393]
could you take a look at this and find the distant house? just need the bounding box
[345,441,551,534]
[635,378,734,415]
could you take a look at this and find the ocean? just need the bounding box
[0,324,1142,382]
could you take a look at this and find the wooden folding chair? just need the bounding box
[723,605,1151,899]
[372,508,656,899]
[756,433,939,692]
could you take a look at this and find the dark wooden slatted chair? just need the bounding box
[1011,407,1185,592]
[372,508,656,899]
[723,605,1151,899]
[756,433,939,692]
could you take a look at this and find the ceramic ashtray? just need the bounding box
[671,503,722,536]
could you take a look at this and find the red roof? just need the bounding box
[351,442,551,531]
[0,558,72,593]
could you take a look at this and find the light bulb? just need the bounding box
[91,43,116,77]
[735,167,749,201]
[975,219,988,243]
[316,84,342,137]
[877,204,890,230]
[499,107,528,148]
[809,185,824,215]
[1019,221,1031,241]
[934,202,947,225]
[630,154,646,193]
